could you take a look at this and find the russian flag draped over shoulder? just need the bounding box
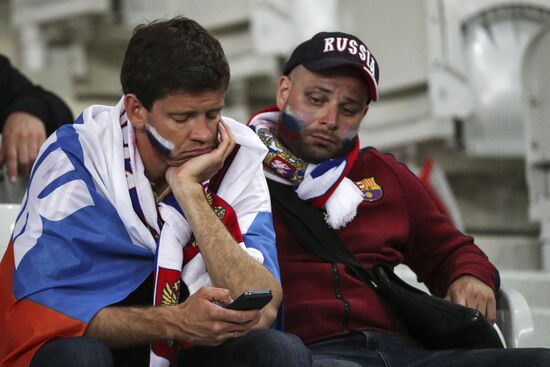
[0,98,279,367]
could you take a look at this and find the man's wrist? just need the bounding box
[172,180,204,199]
[171,180,209,214]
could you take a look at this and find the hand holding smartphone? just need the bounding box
[225,289,272,311]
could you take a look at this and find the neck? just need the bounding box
[151,181,171,203]
[148,174,168,193]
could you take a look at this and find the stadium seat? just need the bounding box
[0,203,20,258]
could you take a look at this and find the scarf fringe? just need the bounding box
[325,178,364,229]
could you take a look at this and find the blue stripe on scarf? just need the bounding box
[310,156,346,178]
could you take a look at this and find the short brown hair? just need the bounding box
[120,17,230,110]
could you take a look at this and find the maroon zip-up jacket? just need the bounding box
[271,147,498,345]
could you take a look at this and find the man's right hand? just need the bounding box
[85,286,261,349]
[169,287,261,346]
[445,275,496,324]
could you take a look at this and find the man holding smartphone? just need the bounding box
[226,290,273,311]
[0,17,308,367]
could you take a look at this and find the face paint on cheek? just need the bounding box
[146,124,175,157]
[341,130,358,152]
[279,110,306,141]
[342,135,357,151]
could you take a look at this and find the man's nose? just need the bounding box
[191,116,216,143]
[319,105,338,129]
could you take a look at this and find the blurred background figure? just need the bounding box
[0,54,73,183]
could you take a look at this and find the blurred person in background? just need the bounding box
[0,54,73,183]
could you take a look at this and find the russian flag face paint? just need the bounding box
[279,109,306,141]
[341,132,358,152]
[146,123,175,157]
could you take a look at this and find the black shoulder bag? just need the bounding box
[268,180,504,350]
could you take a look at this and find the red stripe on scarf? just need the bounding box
[153,179,244,363]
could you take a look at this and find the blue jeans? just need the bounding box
[309,331,550,367]
[31,336,114,367]
[31,329,310,367]
[180,328,311,367]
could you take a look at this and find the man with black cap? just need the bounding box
[248,31,550,366]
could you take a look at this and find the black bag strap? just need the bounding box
[267,179,379,289]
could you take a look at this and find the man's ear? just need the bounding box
[276,76,292,110]
[124,94,148,130]
[361,105,369,120]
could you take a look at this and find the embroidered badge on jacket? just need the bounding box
[355,177,383,202]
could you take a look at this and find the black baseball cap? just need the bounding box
[283,31,380,102]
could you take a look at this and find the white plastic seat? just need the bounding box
[496,286,535,348]
[0,203,20,259]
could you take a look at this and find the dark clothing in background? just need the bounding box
[0,54,73,135]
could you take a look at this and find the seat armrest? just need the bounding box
[496,286,535,348]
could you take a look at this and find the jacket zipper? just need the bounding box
[330,262,351,332]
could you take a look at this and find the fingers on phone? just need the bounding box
[222,308,261,325]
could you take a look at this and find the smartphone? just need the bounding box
[226,290,273,311]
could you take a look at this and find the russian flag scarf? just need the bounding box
[248,107,364,229]
[119,113,264,366]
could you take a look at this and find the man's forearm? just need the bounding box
[175,183,282,326]
[86,287,264,348]
[85,305,171,349]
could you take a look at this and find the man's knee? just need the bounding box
[238,329,311,366]
[512,348,550,367]
[250,329,309,353]
[313,361,363,367]
[180,329,311,367]
[31,336,113,367]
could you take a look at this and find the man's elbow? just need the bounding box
[258,282,282,328]
[256,301,280,329]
